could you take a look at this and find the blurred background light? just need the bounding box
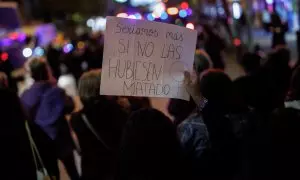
[34,47,44,57]
[186,23,195,30]
[147,13,155,21]
[266,0,273,4]
[18,33,27,42]
[152,12,160,18]
[63,44,74,53]
[160,12,168,20]
[77,41,85,49]
[130,0,155,7]
[134,13,143,19]
[8,32,18,40]
[180,2,189,9]
[81,61,88,71]
[117,13,128,18]
[217,8,225,15]
[1,38,12,47]
[128,14,137,19]
[93,17,107,31]
[115,0,128,3]
[1,52,8,61]
[167,7,179,15]
[152,2,166,18]
[186,8,193,16]
[233,38,242,46]
[179,9,188,18]
[86,19,95,27]
[232,2,242,19]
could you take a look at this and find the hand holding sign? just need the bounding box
[100,17,197,100]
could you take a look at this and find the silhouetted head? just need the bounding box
[267,48,290,68]
[29,58,49,81]
[241,52,261,74]
[78,69,101,104]
[200,69,233,106]
[271,12,281,25]
[119,108,182,179]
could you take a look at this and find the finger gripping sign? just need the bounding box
[100,16,197,100]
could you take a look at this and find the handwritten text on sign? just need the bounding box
[100,17,197,100]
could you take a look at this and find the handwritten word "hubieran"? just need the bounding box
[115,23,159,37]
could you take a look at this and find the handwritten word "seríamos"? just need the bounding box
[115,23,159,37]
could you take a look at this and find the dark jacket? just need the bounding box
[21,82,75,178]
[269,103,300,179]
[250,103,300,179]
[71,96,128,180]
[177,113,210,180]
[200,101,258,180]
[0,88,36,180]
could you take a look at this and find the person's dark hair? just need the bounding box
[267,48,290,68]
[29,58,49,81]
[118,108,183,180]
[78,69,101,104]
[200,69,233,105]
[241,52,261,74]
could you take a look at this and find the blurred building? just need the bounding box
[6,0,107,21]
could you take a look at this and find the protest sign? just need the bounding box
[100,16,197,100]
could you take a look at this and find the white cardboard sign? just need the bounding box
[100,16,197,100]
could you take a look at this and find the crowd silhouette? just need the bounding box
[1,19,300,180]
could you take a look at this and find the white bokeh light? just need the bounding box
[86,19,95,27]
[130,0,155,7]
[186,23,195,30]
[128,15,137,19]
[115,0,128,3]
[94,17,107,31]
[151,2,166,18]
[232,2,242,19]
[22,48,33,58]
